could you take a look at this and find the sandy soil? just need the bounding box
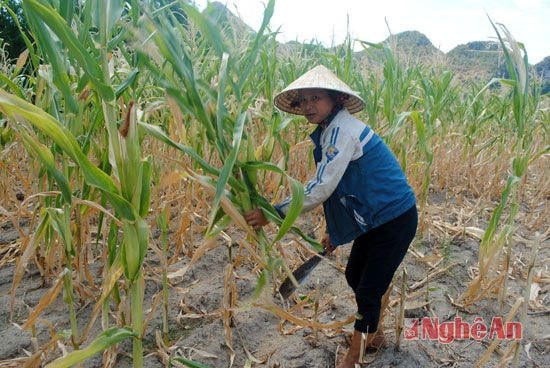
[0,205,549,368]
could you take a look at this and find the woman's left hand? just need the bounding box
[321,233,335,255]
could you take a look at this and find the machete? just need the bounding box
[278,251,327,299]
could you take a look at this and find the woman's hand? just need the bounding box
[321,232,335,255]
[244,208,269,230]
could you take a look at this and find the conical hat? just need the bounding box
[274,65,365,115]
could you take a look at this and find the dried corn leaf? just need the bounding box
[465,226,485,240]
[530,283,541,300]
[159,170,185,188]
[10,214,48,312]
[15,49,29,73]
[260,302,355,329]
[233,319,266,364]
[533,275,550,284]
[78,263,124,343]
[181,347,218,359]
[404,300,430,310]
[73,199,122,227]
[409,262,458,291]
[497,340,519,367]
[168,236,219,279]
[102,345,118,368]
[475,297,523,367]
[22,272,64,329]
[0,357,30,368]
[0,205,9,216]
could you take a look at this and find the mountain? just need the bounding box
[367,31,445,65]
[446,41,504,83]
[201,2,549,90]
[446,42,550,90]
[535,56,550,94]
[202,1,255,40]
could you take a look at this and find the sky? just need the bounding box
[194,0,550,64]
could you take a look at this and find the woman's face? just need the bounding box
[296,89,335,124]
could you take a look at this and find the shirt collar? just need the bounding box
[320,107,344,128]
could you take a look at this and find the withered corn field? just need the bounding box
[0,1,548,367]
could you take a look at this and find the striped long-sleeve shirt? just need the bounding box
[275,109,416,245]
[276,109,374,215]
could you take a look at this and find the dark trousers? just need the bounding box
[345,205,418,333]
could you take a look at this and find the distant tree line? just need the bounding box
[0,0,189,61]
[0,0,29,61]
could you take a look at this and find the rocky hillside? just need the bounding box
[535,56,550,94]
[357,30,445,66]
[446,41,503,83]
[202,2,549,91]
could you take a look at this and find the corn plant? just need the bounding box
[0,0,155,366]
[457,19,549,306]
[135,0,321,294]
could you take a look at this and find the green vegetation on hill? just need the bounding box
[355,30,444,69]
[535,56,550,94]
[446,41,503,83]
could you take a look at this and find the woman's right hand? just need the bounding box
[244,208,269,230]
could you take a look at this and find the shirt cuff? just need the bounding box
[273,204,286,219]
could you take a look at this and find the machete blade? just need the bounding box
[278,253,324,299]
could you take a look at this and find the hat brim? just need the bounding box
[274,88,365,115]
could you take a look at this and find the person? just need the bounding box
[244,65,418,368]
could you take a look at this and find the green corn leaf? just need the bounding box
[236,0,275,92]
[170,357,213,368]
[138,122,245,193]
[17,129,72,204]
[44,327,135,368]
[0,89,135,220]
[480,174,520,252]
[275,175,304,242]
[92,0,124,47]
[179,2,225,56]
[215,53,230,155]
[24,0,115,101]
[59,0,74,24]
[46,206,74,257]
[139,157,152,218]
[0,73,25,99]
[208,111,247,231]
[2,1,37,68]
[21,2,78,112]
[253,269,269,298]
[143,19,216,146]
[206,214,232,239]
[239,161,319,250]
[115,69,140,99]
[129,0,139,26]
[512,155,530,177]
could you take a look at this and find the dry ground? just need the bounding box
[1,195,549,368]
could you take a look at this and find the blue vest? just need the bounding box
[310,126,417,246]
